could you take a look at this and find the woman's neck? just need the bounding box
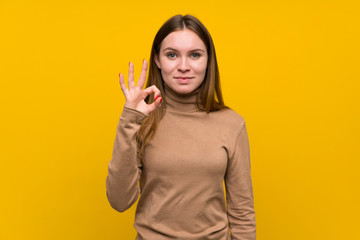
[163,84,203,113]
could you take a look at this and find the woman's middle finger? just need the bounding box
[137,59,148,89]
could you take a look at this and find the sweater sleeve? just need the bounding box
[106,106,147,212]
[225,121,256,240]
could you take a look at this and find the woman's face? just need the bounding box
[154,28,208,95]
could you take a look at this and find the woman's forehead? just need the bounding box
[160,29,206,52]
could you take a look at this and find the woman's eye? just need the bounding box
[167,53,176,58]
[191,52,200,58]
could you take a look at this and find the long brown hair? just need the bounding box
[137,14,227,159]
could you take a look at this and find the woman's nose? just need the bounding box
[177,58,190,72]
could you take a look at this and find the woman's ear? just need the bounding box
[154,54,161,69]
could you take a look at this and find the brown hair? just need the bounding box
[137,14,227,159]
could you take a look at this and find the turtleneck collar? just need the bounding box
[163,84,203,113]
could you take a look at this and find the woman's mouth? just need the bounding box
[174,77,194,83]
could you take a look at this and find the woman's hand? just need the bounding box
[119,59,162,115]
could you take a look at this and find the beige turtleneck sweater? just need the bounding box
[106,85,256,240]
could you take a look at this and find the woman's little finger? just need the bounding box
[119,73,129,98]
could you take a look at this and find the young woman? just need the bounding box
[106,14,256,240]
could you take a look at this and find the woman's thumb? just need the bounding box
[148,97,162,112]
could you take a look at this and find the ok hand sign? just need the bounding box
[119,59,162,115]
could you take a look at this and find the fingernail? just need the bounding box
[143,59,145,64]
[129,61,131,66]
[160,97,163,103]
[155,95,158,100]
[119,73,121,78]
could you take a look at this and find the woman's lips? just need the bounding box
[174,77,194,83]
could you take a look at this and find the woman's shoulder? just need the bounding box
[209,107,246,128]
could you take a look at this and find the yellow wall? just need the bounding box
[1,0,359,239]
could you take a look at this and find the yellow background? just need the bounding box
[1,0,359,239]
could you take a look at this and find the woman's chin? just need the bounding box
[173,87,196,95]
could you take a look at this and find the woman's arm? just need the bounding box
[106,106,146,212]
[106,60,161,212]
[225,121,256,240]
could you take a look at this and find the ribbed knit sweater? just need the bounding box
[106,85,256,240]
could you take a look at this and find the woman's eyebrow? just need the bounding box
[162,47,206,52]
